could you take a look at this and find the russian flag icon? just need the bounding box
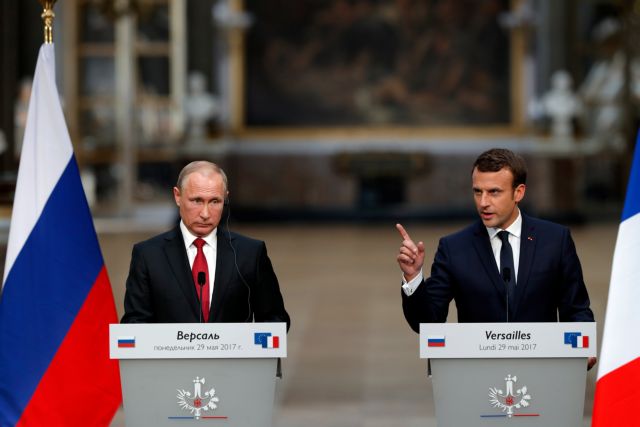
[427,336,445,347]
[118,336,135,348]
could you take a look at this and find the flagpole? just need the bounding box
[39,0,58,44]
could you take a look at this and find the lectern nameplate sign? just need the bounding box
[419,322,596,426]
[110,323,286,426]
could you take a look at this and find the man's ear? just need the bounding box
[514,184,526,203]
[173,187,181,206]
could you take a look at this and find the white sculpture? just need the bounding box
[80,168,97,208]
[184,71,219,142]
[541,70,582,139]
[579,18,640,143]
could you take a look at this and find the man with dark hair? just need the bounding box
[473,148,528,187]
[122,161,290,329]
[396,148,595,367]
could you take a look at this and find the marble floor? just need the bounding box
[101,221,616,427]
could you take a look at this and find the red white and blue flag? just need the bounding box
[427,335,446,347]
[574,335,589,348]
[0,44,122,426]
[255,332,280,349]
[592,134,640,426]
[563,332,589,348]
[117,336,136,348]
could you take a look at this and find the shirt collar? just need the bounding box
[487,209,522,240]
[179,220,217,249]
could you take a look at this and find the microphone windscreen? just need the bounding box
[502,267,511,283]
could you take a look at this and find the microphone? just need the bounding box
[197,271,206,323]
[502,267,511,283]
[502,267,511,322]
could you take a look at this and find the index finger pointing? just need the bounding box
[396,223,411,241]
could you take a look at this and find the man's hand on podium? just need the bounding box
[588,357,597,371]
[396,224,425,282]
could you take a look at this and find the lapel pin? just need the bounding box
[527,236,534,241]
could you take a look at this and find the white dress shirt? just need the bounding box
[180,221,217,306]
[487,211,522,282]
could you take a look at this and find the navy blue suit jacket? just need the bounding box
[122,226,290,329]
[402,214,594,332]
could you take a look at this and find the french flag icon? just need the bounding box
[573,335,589,348]
[255,332,280,349]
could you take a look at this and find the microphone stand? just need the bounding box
[197,271,206,323]
[502,267,511,323]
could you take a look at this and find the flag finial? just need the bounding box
[39,0,58,44]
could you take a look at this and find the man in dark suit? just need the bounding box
[396,148,594,367]
[122,161,290,329]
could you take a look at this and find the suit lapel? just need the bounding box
[163,227,200,320]
[471,221,507,300]
[210,230,236,322]
[512,215,537,316]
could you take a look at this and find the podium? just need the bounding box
[110,323,286,426]
[420,322,596,427]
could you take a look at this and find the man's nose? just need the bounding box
[200,204,210,218]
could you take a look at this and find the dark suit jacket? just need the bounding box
[402,214,594,332]
[121,226,290,329]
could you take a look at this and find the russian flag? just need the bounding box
[0,44,121,426]
[118,337,136,348]
[427,335,446,347]
[592,134,640,426]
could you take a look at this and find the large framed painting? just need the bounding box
[237,0,522,135]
